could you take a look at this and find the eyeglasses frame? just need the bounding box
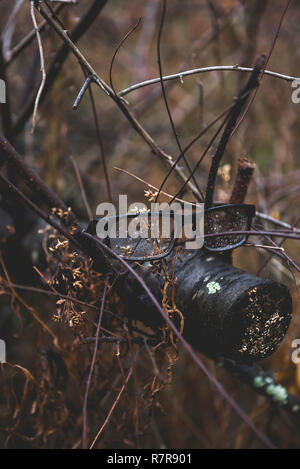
[86,203,256,262]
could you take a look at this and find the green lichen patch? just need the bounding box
[207,281,221,295]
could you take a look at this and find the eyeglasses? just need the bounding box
[86,203,256,262]
[204,203,255,251]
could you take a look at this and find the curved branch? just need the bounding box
[118,65,300,98]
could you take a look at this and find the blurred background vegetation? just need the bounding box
[0,0,300,449]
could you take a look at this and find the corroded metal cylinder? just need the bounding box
[119,251,292,364]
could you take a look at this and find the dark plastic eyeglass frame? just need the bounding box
[86,203,256,262]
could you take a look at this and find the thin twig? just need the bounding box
[82,282,108,449]
[0,254,60,346]
[204,229,300,241]
[0,279,96,312]
[49,0,77,3]
[109,18,142,95]
[170,107,231,204]
[251,244,300,274]
[256,212,300,233]
[257,213,300,275]
[5,4,65,65]
[159,101,234,205]
[86,76,113,203]
[143,337,163,380]
[82,336,157,346]
[0,172,81,249]
[230,0,293,139]
[205,56,264,206]
[118,65,300,98]
[73,68,112,202]
[89,358,135,450]
[0,278,126,325]
[73,75,96,110]
[156,0,203,202]
[113,166,193,205]
[70,156,93,220]
[30,0,47,133]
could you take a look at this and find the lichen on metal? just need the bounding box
[206,281,221,295]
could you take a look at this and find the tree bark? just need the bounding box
[118,250,292,364]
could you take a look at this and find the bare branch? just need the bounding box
[0,134,78,226]
[118,65,300,98]
[30,0,46,133]
[34,1,202,200]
